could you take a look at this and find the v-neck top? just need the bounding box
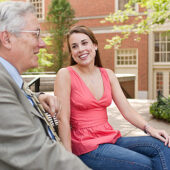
[67,66,121,156]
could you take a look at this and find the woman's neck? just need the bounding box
[75,64,97,75]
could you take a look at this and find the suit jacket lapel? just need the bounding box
[0,63,43,119]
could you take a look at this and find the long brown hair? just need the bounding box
[66,25,102,67]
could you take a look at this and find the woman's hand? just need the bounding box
[146,125,170,147]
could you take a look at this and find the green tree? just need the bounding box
[27,36,54,73]
[101,0,170,48]
[47,0,76,72]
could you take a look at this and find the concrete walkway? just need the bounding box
[47,91,170,136]
[107,99,170,136]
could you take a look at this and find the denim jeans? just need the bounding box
[79,136,170,170]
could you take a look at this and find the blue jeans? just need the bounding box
[79,136,170,170]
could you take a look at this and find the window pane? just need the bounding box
[125,61,128,64]
[156,72,163,95]
[155,53,159,62]
[161,53,166,62]
[161,32,166,41]
[155,33,159,41]
[167,53,170,62]
[167,32,170,41]
[155,43,159,51]
[167,43,170,51]
[121,56,124,61]
[160,43,166,51]
[118,0,129,10]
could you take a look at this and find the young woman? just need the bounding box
[54,25,170,170]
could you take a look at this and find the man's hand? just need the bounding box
[38,94,60,117]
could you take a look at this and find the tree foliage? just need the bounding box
[27,37,54,72]
[101,0,170,48]
[47,0,76,72]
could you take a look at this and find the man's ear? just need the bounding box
[0,31,12,49]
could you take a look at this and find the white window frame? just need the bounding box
[115,48,138,68]
[28,0,45,21]
[115,0,139,12]
[154,31,170,64]
[154,70,170,98]
[156,72,163,94]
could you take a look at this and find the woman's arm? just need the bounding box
[106,69,170,146]
[54,68,72,152]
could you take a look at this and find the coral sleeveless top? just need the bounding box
[67,66,121,156]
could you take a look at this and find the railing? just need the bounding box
[28,77,40,92]
[23,72,56,75]
[23,73,136,97]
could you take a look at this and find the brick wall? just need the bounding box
[37,0,149,94]
[68,0,115,17]
[66,0,149,93]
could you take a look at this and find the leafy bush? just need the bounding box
[150,95,170,122]
[27,36,54,72]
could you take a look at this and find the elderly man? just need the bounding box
[0,1,90,170]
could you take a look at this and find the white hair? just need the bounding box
[0,1,36,33]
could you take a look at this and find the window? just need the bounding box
[169,72,170,94]
[154,32,170,63]
[116,0,136,11]
[29,0,44,20]
[156,72,163,94]
[118,0,129,10]
[116,49,137,66]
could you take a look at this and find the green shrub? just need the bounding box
[27,36,54,72]
[150,95,170,122]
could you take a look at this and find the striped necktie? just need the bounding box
[22,82,60,142]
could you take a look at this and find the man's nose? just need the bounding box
[38,38,46,48]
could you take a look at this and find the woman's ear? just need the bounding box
[0,31,12,49]
[94,44,98,51]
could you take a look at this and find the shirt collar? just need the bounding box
[0,57,23,88]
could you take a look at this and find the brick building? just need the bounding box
[23,0,170,99]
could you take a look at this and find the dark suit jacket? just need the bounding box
[0,63,90,170]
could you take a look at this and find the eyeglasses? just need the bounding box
[20,28,40,39]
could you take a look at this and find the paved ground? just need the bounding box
[107,99,170,136]
[47,91,170,136]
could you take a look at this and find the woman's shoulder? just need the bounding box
[56,67,71,82]
[102,68,115,76]
[101,68,117,83]
[57,67,70,75]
